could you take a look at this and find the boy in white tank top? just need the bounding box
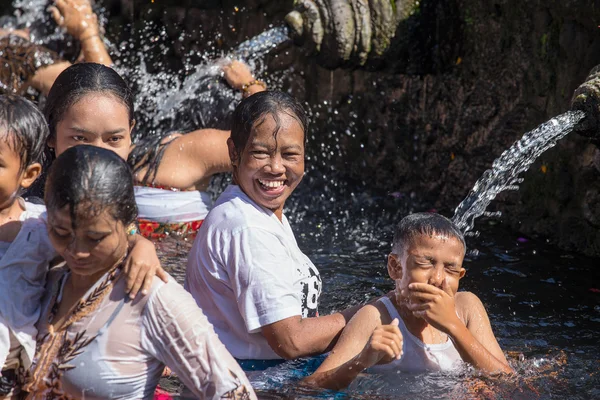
[304,213,513,390]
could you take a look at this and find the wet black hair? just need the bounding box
[45,145,137,228]
[230,90,309,156]
[44,63,135,143]
[392,213,466,255]
[0,93,49,170]
[128,131,178,186]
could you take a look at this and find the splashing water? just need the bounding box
[233,25,290,60]
[147,26,290,135]
[452,110,586,233]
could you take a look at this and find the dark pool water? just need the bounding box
[156,181,600,399]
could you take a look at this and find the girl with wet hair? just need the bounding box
[24,145,256,399]
[43,60,265,238]
[0,95,163,398]
[185,91,359,369]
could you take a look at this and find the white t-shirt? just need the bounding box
[185,185,322,360]
[0,200,55,370]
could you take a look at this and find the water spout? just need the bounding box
[571,65,600,142]
[284,0,417,68]
[452,111,586,234]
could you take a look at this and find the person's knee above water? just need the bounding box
[23,145,256,399]
[41,61,265,238]
[185,91,359,367]
[303,212,513,390]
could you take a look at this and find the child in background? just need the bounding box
[0,94,166,397]
[304,213,512,390]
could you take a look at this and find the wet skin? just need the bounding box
[390,234,466,341]
[0,134,41,242]
[50,94,133,160]
[228,112,305,221]
[47,206,128,284]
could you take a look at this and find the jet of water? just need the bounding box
[452,110,586,233]
[148,26,291,133]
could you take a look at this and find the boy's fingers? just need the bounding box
[408,292,437,302]
[390,318,399,327]
[408,282,442,294]
[372,342,396,361]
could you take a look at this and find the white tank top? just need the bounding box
[370,297,463,373]
[134,186,212,223]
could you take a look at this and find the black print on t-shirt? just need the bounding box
[300,264,322,318]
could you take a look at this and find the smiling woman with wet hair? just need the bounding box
[24,145,256,399]
[185,91,359,369]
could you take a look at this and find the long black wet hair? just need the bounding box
[229,90,309,157]
[44,62,135,145]
[0,93,49,170]
[45,145,137,228]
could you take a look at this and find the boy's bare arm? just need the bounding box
[303,302,401,390]
[407,283,512,374]
[455,291,512,371]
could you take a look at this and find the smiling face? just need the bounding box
[50,94,133,160]
[228,111,305,219]
[47,205,128,280]
[389,233,466,296]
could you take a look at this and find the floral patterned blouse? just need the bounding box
[23,265,255,399]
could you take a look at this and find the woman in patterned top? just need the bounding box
[23,145,255,399]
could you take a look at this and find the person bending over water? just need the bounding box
[185,91,358,368]
[42,61,265,238]
[0,95,165,398]
[303,213,512,390]
[23,145,256,399]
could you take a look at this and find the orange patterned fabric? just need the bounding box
[137,219,203,239]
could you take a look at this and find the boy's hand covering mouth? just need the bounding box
[405,280,462,334]
[358,318,403,368]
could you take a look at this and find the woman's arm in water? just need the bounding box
[302,302,403,390]
[260,302,362,360]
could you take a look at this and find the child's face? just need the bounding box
[389,233,466,296]
[50,94,133,161]
[47,205,129,280]
[0,135,40,211]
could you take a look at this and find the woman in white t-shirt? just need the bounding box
[185,91,357,368]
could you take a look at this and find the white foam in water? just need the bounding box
[452,110,586,233]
